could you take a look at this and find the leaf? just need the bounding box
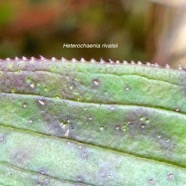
[0,58,186,186]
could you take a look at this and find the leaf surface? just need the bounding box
[0,59,186,186]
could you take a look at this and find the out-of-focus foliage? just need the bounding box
[0,0,147,61]
[0,0,186,67]
[147,0,186,67]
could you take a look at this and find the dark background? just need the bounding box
[0,0,186,67]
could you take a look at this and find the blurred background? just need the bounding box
[0,0,186,68]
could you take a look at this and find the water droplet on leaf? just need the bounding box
[55,95,61,99]
[115,125,120,130]
[30,83,35,88]
[149,178,155,184]
[110,106,115,111]
[64,129,70,137]
[11,88,16,93]
[22,103,27,108]
[125,86,130,91]
[122,123,128,131]
[166,139,170,143]
[78,146,82,150]
[88,117,92,121]
[141,123,145,129]
[140,116,144,121]
[40,176,45,180]
[145,119,150,124]
[168,173,174,180]
[0,135,5,143]
[175,108,180,112]
[100,126,104,131]
[38,99,45,106]
[69,86,73,90]
[44,87,48,91]
[93,79,99,86]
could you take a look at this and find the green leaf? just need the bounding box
[0,58,186,186]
